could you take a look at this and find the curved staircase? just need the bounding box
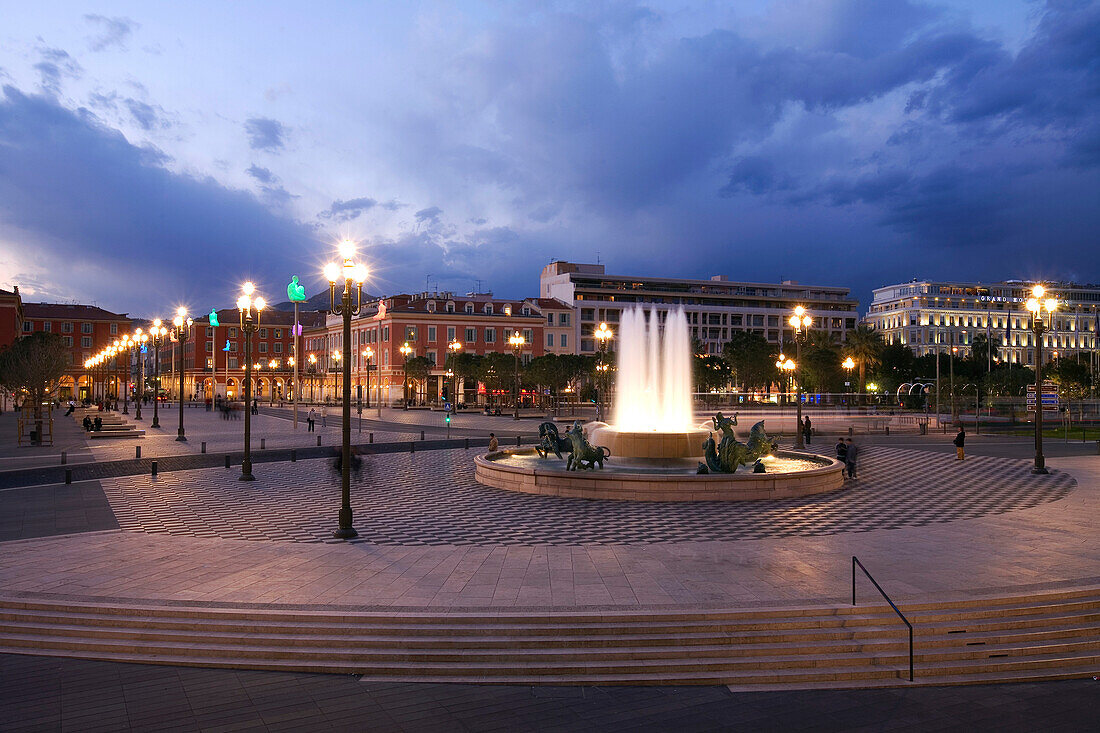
[1,587,1098,689]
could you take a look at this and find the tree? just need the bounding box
[525,354,572,410]
[404,356,432,404]
[451,352,483,404]
[694,355,731,406]
[800,339,844,394]
[844,323,884,401]
[0,332,70,442]
[480,352,515,409]
[722,331,777,394]
[984,364,1035,397]
[871,343,918,395]
[969,332,994,373]
[1046,357,1091,400]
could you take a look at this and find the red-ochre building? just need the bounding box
[20,302,131,400]
[158,308,327,401]
[302,291,555,406]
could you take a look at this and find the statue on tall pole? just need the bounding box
[287,276,307,429]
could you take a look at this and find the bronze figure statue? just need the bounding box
[698,419,778,474]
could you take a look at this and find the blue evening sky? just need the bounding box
[0,1,1096,317]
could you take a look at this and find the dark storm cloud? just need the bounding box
[0,86,314,311]
[414,206,443,227]
[319,197,377,222]
[244,117,285,151]
[85,15,138,52]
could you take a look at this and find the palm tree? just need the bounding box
[845,323,884,404]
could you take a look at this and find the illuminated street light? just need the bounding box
[788,306,813,449]
[171,307,194,441]
[1027,284,1058,474]
[508,330,526,420]
[324,239,368,540]
[236,282,266,480]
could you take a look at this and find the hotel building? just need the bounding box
[868,279,1100,365]
[539,261,860,355]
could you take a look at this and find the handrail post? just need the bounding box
[852,555,915,682]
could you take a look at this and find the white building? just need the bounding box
[540,261,860,355]
[868,279,1100,365]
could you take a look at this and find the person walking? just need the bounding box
[835,437,848,470]
[488,432,499,452]
[803,416,813,445]
[844,437,858,479]
[954,427,966,460]
[307,408,316,432]
[321,404,327,428]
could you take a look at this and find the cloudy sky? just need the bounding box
[0,1,1097,317]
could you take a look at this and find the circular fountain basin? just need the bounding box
[590,426,710,460]
[475,449,845,501]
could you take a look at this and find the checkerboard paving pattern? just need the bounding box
[99,446,1075,546]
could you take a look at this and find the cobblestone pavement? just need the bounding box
[2,652,1095,733]
[98,446,1075,545]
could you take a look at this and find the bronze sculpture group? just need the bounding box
[535,420,611,471]
[531,412,777,474]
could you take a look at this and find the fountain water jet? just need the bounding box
[593,306,709,460]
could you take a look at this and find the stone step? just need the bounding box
[89,431,144,439]
[2,620,1097,667]
[1,613,1095,653]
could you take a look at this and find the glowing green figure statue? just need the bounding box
[287,275,306,302]
[209,309,220,327]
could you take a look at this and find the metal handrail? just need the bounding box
[852,556,914,681]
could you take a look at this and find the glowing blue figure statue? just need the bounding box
[287,275,306,302]
[223,340,232,352]
[209,309,220,327]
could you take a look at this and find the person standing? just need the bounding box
[321,404,327,428]
[844,437,858,479]
[835,437,848,470]
[803,416,813,445]
[954,427,965,460]
[307,408,316,432]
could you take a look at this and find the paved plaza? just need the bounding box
[2,409,1099,729]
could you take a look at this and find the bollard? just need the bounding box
[291,450,296,462]
[516,435,521,446]
[317,436,321,447]
[65,469,72,485]
[421,430,425,441]
[1096,441,1100,456]
[848,426,853,437]
[410,441,415,453]
[136,446,141,459]
[61,451,67,465]
[260,438,265,450]
[369,433,374,444]
[151,460,158,477]
[885,426,889,436]
[201,441,206,454]
[465,438,469,450]
[225,455,231,469]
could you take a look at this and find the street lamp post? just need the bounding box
[1027,285,1058,474]
[324,239,368,540]
[509,331,525,420]
[400,342,413,410]
[950,346,957,422]
[120,335,132,414]
[788,306,813,449]
[361,348,373,411]
[842,356,855,409]
[331,351,341,407]
[150,320,167,428]
[594,322,613,421]
[236,282,266,481]
[133,330,147,420]
[268,359,279,406]
[172,308,194,441]
[447,339,462,413]
[308,353,317,402]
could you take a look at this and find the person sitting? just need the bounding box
[93,417,103,431]
[82,416,93,432]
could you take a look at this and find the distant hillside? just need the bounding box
[271,290,379,312]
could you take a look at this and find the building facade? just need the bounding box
[21,303,131,400]
[540,261,860,355]
[868,279,1100,366]
[159,308,327,401]
[302,292,547,405]
[0,286,24,353]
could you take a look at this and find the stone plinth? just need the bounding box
[475,449,845,501]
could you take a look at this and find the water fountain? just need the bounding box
[475,305,844,500]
